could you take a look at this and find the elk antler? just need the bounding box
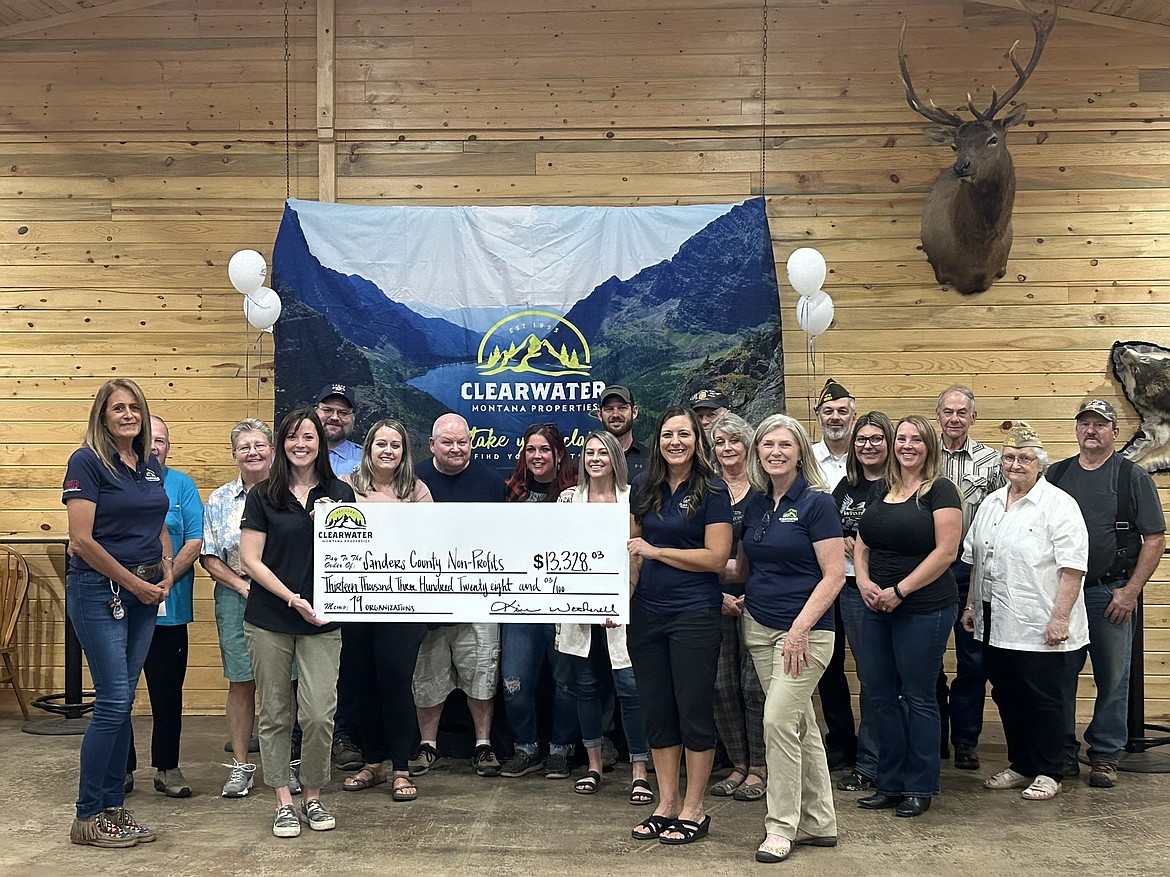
[898,19,964,127]
[976,0,1058,120]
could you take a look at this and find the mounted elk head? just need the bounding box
[899,0,1056,294]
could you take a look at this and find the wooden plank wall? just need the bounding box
[1,0,1167,722]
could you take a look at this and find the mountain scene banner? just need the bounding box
[271,197,784,472]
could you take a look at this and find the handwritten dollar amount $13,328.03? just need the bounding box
[532,550,605,572]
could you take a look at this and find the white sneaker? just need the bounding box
[273,803,301,838]
[221,759,256,798]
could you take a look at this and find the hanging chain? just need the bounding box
[760,0,769,193]
[284,0,291,199]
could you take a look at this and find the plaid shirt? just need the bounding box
[941,436,1005,537]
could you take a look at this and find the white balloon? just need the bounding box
[797,293,834,337]
[244,287,282,331]
[228,249,268,296]
[786,247,827,297]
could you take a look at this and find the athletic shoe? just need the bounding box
[222,760,256,798]
[300,798,336,831]
[1089,762,1118,788]
[273,804,301,838]
[499,751,545,778]
[154,768,192,798]
[473,744,501,777]
[408,743,442,776]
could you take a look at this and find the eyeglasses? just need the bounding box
[1001,453,1037,466]
[316,404,354,419]
[753,510,773,544]
[234,443,270,455]
[854,435,885,446]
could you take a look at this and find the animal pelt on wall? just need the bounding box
[1111,340,1170,473]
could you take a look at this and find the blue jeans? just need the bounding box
[553,631,649,761]
[501,623,577,756]
[862,603,958,798]
[66,569,159,819]
[937,560,986,749]
[1064,581,1133,764]
[838,586,878,778]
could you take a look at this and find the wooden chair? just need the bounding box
[0,545,32,720]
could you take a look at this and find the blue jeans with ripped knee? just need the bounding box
[501,623,577,756]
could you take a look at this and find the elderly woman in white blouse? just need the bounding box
[960,422,1088,801]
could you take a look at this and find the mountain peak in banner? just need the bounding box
[272,204,480,366]
[564,198,776,341]
[479,334,588,377]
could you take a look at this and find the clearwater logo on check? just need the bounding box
[323,506,368,530]
[476,311,591,377]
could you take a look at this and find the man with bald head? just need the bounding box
[410,413,506,777]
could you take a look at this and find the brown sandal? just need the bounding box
[733,769,767,801]
[343,765,386,791]
[391,774,418,802]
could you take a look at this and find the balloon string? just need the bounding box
[806,335,818,424]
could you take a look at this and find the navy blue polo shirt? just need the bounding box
[241,478,355,636]
[62,446,169,574]
[632,473,733,614]
[742,474,841,632]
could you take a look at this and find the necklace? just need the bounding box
[291,482,315,505]
[724,474,750,503]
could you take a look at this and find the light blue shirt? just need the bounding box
[330,440,362,478]
[160,467,204,626]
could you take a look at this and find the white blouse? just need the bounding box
[962,476,1089,652]
[554,482,633,668]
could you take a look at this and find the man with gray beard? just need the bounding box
[811,379,855,489]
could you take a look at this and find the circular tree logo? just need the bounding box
[323,506,368,530]
[476,310,591,377]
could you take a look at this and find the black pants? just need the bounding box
[816,598,857,761]
[983,617,1076,781]
[348,622,427,771]
[628,603,721,751]
[128,623,188,772]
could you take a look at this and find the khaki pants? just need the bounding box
[244,623,341,790]
[743,610,837,840]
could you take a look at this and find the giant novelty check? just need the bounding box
[314,502,630,623]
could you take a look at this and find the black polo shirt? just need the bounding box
[624,439,647,484]
[632,473,732,614]
[241,478,355,635]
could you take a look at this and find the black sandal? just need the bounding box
[631,813,673,841]
[658,814,711,845]
[573,770,601,795]
[629,778,654,806]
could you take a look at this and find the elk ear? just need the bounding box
[1002,103,1028,128]
[923,126,956,145]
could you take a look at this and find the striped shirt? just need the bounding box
[941,436,1005,537]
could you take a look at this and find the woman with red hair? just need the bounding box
[498,424,580,779]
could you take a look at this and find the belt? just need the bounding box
[129,561,163,580]
[1085,575,1126,589]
